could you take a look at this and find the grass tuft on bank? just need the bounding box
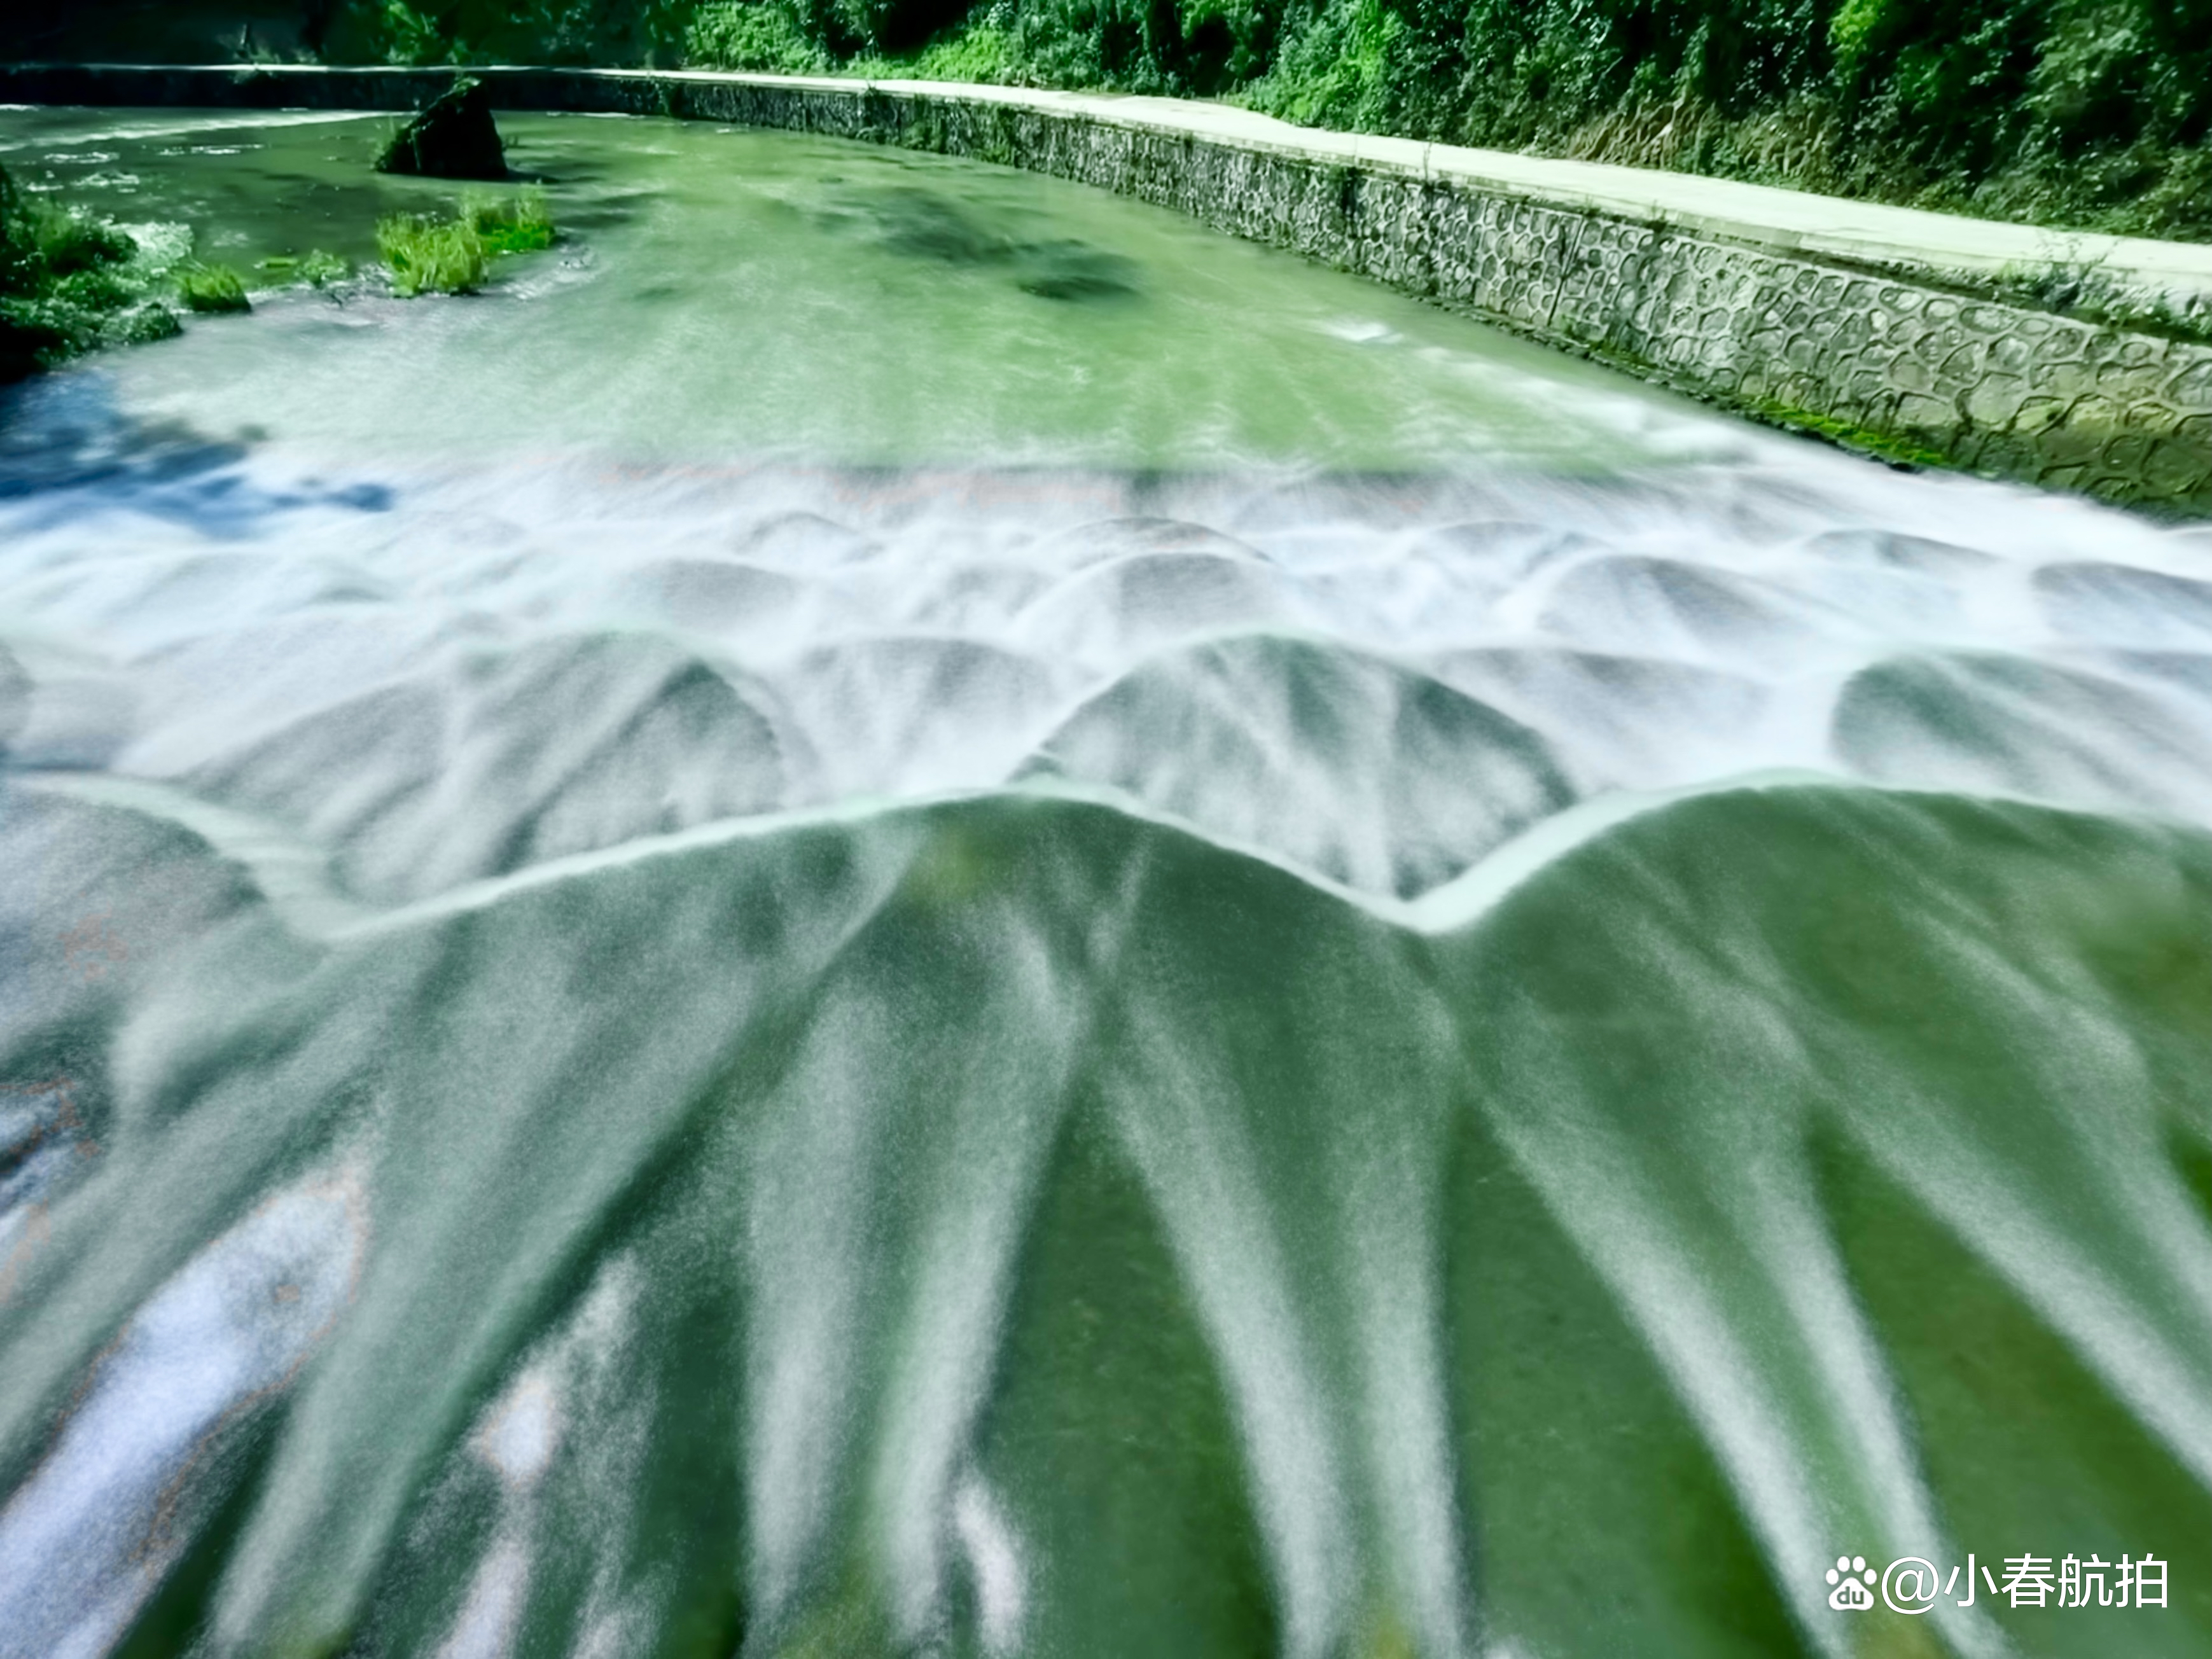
[468,186,555,254]
[377,188,557,295]
[378,212,489,294]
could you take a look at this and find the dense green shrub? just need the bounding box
[324,0,697,63]
[846,16,1025,77]
[1242,0,1400,128]
[1,162,179,381]
[686,1,833,69]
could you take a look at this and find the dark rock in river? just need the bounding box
[375,76,507,180]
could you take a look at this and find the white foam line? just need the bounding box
[18,762,2172,959]
[1395,768,1840,931]
[0,110,372,154]
[15,770,379,937]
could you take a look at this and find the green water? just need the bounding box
[0,107,2208,1659]
[0,108,1730,469]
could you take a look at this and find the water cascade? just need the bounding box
[1,108,2206,1659]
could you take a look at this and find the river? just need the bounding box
[1,107,2207,1659]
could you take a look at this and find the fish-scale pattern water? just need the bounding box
[2,444,2206,904]
[0,423,2207,1659]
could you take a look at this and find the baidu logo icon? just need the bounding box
[1826,1548,2169,1614]
[1826,1556,1877,1611]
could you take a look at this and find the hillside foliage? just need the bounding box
[6,0,2207,239]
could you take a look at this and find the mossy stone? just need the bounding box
[375,77,508,182]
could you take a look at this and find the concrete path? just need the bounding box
[833,77,2212,305]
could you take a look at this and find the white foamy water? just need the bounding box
[3,424,2204,917]
[0,1174,364,1659]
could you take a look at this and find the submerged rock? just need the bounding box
[375,76,508,181]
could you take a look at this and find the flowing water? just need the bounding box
[0,108,2207,1659]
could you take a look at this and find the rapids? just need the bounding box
[0,108,2207,1659]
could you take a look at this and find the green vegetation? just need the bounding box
[306,0,2212,243]
[323,0,698,65]
[377,211,490,294]
[686,1,831,71]
[847,18,1024,79]
[259,248,354,286]
[1,161,180,382]
[176,260,253,312]
[1989,255,2212,345]
[6,1,2206,241]
[377,190,558,295]
[467,186,556,254]
[1744,395,1956,471]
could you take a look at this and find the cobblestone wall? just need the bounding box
[6,63,2209,511]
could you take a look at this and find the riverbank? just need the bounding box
[4,62,2211,513]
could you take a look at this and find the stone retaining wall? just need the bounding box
[6,62,2211,512]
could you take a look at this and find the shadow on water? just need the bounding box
[823,186,1144,304]
[0,371,395,534]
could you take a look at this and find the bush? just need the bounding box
[327,0,698,65]
[1,161,176,380]
[844,18,1024,78]
[177,260,253,312]
[1243,0,1399,128]
[359,0,454,62]
[377,212,491,295]
[686,1,832,69]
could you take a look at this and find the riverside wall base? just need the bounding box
[6,63,2211,514]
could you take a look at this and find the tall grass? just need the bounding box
[377,189,559,296]
[377,212,490,295]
